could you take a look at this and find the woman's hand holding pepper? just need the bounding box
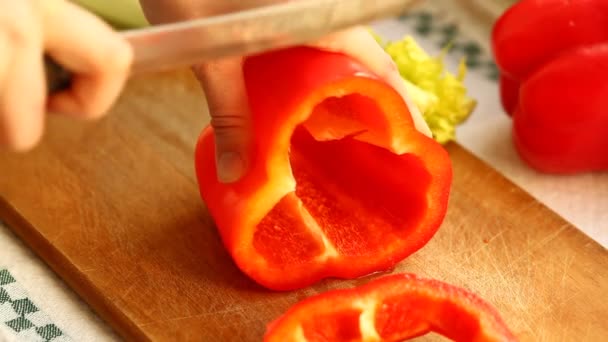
[139,0,432,183]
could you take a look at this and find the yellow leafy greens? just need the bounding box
[374,33,476,144]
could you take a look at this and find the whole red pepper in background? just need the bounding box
[492,0,608,173]
[264,273,517,342]
[194,47,452,291]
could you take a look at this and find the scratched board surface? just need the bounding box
[0,70,606,341]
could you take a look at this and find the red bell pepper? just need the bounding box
[492,0,608,173]
[194,47,452,291]
[263,273,517,342]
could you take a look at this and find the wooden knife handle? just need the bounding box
[44,55,73,94]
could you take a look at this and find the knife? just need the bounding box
[45,0,419,93]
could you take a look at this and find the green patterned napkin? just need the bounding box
[0,270,69,342]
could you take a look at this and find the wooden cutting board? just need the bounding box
[1,69,606,341]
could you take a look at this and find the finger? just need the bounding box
[0,0,46,151]
[193,57,252,184]
[315,27,432,137]
[42,0,132,119]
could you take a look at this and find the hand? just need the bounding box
[0,0,132,151]
[139,0,431,183]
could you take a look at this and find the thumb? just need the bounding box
[193,57,252,184]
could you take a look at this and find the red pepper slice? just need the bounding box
[194,47,452,290]
[263,273,517,342]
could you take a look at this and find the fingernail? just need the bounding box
[217,152,245,183]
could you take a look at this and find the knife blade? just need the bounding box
[45,0,419,93]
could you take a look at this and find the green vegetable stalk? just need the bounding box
[373,32,477,144]
[71,0,149,29]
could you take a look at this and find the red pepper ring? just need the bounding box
[195,47,453,291]
[264,273,517,342]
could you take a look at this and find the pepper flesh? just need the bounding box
[492,0,608,173]
[263,273,517,342]
[195,47,452,291]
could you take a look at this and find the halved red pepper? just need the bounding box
[194,47,452,291]
[492,0,608,173]
[263,273,517,342]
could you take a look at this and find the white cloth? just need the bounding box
[0,225,118,341]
